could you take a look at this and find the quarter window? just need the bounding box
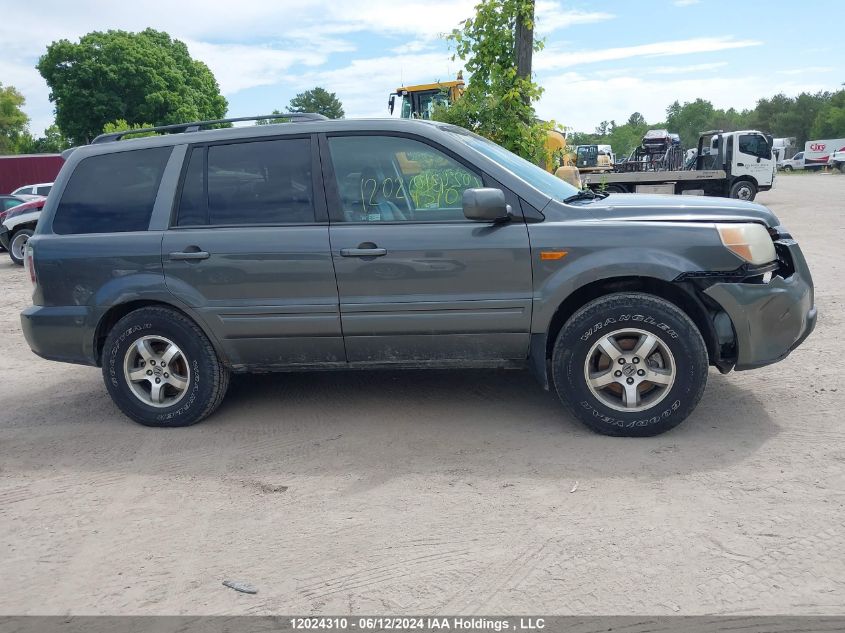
[327,135,482,223]
[52,147,172,235]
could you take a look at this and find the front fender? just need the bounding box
[528,221,743,333]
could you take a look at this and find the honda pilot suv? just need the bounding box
[20,115,816,436]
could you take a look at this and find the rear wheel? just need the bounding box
[9,229,33,265]
[729,179,757,201]
[551,292,708,436]
[101,307,229,427]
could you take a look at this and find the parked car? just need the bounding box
[1,197,46,265]
[0,194,29,216]
[0,195,30,251]
[20,115,816,436]
[11,182,53,197]
[779,152,808,171]
[828,150,845,173]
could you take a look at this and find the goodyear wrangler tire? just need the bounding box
[102,307,229,427]
[552,292,708,437]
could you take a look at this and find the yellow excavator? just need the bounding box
[388,74,574,179]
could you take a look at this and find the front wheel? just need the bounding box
[782,165,793,172]
[551,292,708,437]
[101,306,229,427]
[9,229,33,265]
[729,179,757,201]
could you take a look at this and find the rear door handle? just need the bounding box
[340,247,387,257]
[169,249,210,261]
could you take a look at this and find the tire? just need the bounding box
[605,184,628,194]
[101,306,229,427]
[729,179,757,201]
[551,292,708,437]
[782,165,793,172]
[8,229,33,266]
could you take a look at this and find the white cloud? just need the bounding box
[535,4,615,32]
[777,66,834,75]
[536,36,762,71]
[535,73,828,132]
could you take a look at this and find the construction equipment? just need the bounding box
[388,74,466,120]
[388,73,571,172]
[575,144,614,173]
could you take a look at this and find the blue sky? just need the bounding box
[1,0,843,137]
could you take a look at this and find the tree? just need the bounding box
[37,28,227,144]
[0,83,29,153]
[433,0,555,163]
[17,124,72,154]
[810,89,845,139]
[288,87,345,119]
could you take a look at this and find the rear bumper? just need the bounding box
[704,241,815,370]
[20,304,96,366]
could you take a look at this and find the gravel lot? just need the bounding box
[1,173,843,616]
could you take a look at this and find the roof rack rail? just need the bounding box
[91,113,329,144]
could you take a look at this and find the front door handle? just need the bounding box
[736,162,745,167]
[169,249,210,261]
[340,246,387,257]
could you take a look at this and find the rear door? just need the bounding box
[322,133,533,364]
[162,135,345,369]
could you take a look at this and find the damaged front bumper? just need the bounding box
[704,240,816,370]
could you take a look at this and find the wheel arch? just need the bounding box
[530,275,721,390]
[93,299,226,367]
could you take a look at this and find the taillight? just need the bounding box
[24,245,36,287]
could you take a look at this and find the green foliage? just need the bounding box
[570,90,845,157]
[432,0,558,164]
[17,124,72,153]
[37,28,228,144]
[747,91,833,147]
[288,87,345,119]
[102,119,158,138]
[666,99,751,148]
[255,109,289,125]
[568,112,653,158]
[810,90,845,140]
[0,83,29,153]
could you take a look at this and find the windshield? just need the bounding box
[444,127,580,201]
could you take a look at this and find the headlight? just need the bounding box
[715,223,776,265]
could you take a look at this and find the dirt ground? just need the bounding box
[1,173,843,616]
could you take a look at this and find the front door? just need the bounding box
[162,136,345,368]
[735,133,774,185]
[322,133,533,364]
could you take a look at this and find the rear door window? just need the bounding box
[36,185,52,196]
[176,138,315,226]
[52,147,172,235]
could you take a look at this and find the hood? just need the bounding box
[571,193,780,227]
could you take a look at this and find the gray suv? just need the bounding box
[20,115,816,436]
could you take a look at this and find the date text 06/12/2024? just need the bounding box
[289,617,546,630]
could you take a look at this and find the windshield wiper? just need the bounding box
[563,189,608,204]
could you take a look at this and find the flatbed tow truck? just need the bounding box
[580,130,775,201]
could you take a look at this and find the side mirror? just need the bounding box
[462,188,510,223]
[388,94,395,115]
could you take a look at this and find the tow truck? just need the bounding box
[580,130,776,201]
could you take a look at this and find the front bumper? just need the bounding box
[704,240,816,370]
